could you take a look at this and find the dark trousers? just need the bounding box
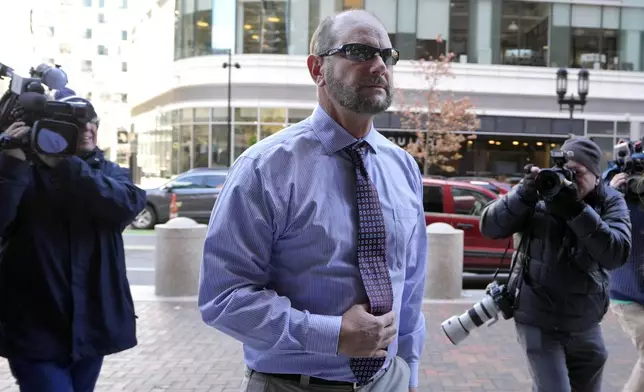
[8,356,104,392]
[515,322,607,392]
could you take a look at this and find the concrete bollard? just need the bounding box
[154,217,208,297]
[425,222,464,300]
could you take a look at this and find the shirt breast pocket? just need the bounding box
[394,208,419,269]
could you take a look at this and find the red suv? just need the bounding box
[422,178,513,273]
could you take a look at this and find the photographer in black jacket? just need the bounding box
[0,91,146,391]
[607,165,644,392]
[480,137,631,392]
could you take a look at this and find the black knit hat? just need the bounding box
[561,137,602,177]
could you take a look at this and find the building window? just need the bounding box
[500,1,549,67]
[240,1,288,55]
[121,62,128,72]
[449,0,469,62]
[99,0,104,8]
[121,30,128,40]
[98,45,108,55]
[121,0,128,8]
[81,60,93,72]
[120,93,128,103]
[46,27,55,37]
[84,0,92,6]
[98,13,106,23]
[84,28,92,39]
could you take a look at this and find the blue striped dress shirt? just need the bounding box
[198,104,427,388]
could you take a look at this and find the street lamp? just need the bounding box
[556,68,589,120]
[223,48,240,167]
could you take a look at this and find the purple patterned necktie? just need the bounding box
[345,141,394,385]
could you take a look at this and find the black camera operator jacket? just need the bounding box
[480,183,631,332]
[0,149,146,362]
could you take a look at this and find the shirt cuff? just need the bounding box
[408,361,419,388]
[305,314,342,356]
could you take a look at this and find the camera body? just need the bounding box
[0,62,80,156]
[603,138,644,200]
[534,150,575,201]
[440,281,516,345]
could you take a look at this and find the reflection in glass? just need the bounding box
[259,108,286,123]
[260,125,284,140]
[171,126,180,174]
[194,1,213,56]
[288,108,313,124]
[617,122,630,136]
[180,124,192,172]
[235,107,258,122]
[240,1,288,54]
[234,124,258,159]
[194,107,210,122]
[449,0,469,61]
[619,7,644,71]
[194,124,209,168]
[212,125,229,167]
[587,121,614,135]
[501,1,549,67]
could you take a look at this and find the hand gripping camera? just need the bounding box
[441,281,516,345]
[0,62,85,157]
[534,150,576,201]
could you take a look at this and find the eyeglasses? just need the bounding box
[318,43,400,66]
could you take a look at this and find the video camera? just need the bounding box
[0,62,84,157]
[441,281,516,345]
[534,150,576,201]
[603,138,644,199]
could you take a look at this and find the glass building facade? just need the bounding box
[134,105,638,178]
[134,107,314,177]
[134,0,644,179]
[174,0,644,71]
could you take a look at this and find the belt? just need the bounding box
[261,365,388,389]
[266,373,360,388]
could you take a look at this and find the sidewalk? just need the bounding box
[0,295,635,392]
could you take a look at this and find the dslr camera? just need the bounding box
[603,138,644,200]
[534,150,576,201]
[0,62,86,157]
[441,281,516,345]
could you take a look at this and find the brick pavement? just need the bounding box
[0,300,635,392]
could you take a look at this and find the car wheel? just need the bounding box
[131,205,157,230]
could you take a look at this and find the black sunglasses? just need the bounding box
[318,43,400,66]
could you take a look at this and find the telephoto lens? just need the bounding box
[441,295,501,345]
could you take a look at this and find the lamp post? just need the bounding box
[223,48,240,167]
[556,68,589,120]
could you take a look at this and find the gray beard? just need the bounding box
[325,69,392,115]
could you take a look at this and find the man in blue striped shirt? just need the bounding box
[199,9,427,392]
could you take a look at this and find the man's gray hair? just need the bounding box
[309,10,386,55]
[309,15,336,55]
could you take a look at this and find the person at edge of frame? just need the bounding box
[479,137,632,392]
[0,88,146,392]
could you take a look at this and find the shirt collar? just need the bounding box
[310,104,381,155]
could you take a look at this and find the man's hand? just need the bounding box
[2,122,29,161]
[610,172,628,192]
[517,164,540,203]
[409,388,417,392]
[337,304,397,358]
